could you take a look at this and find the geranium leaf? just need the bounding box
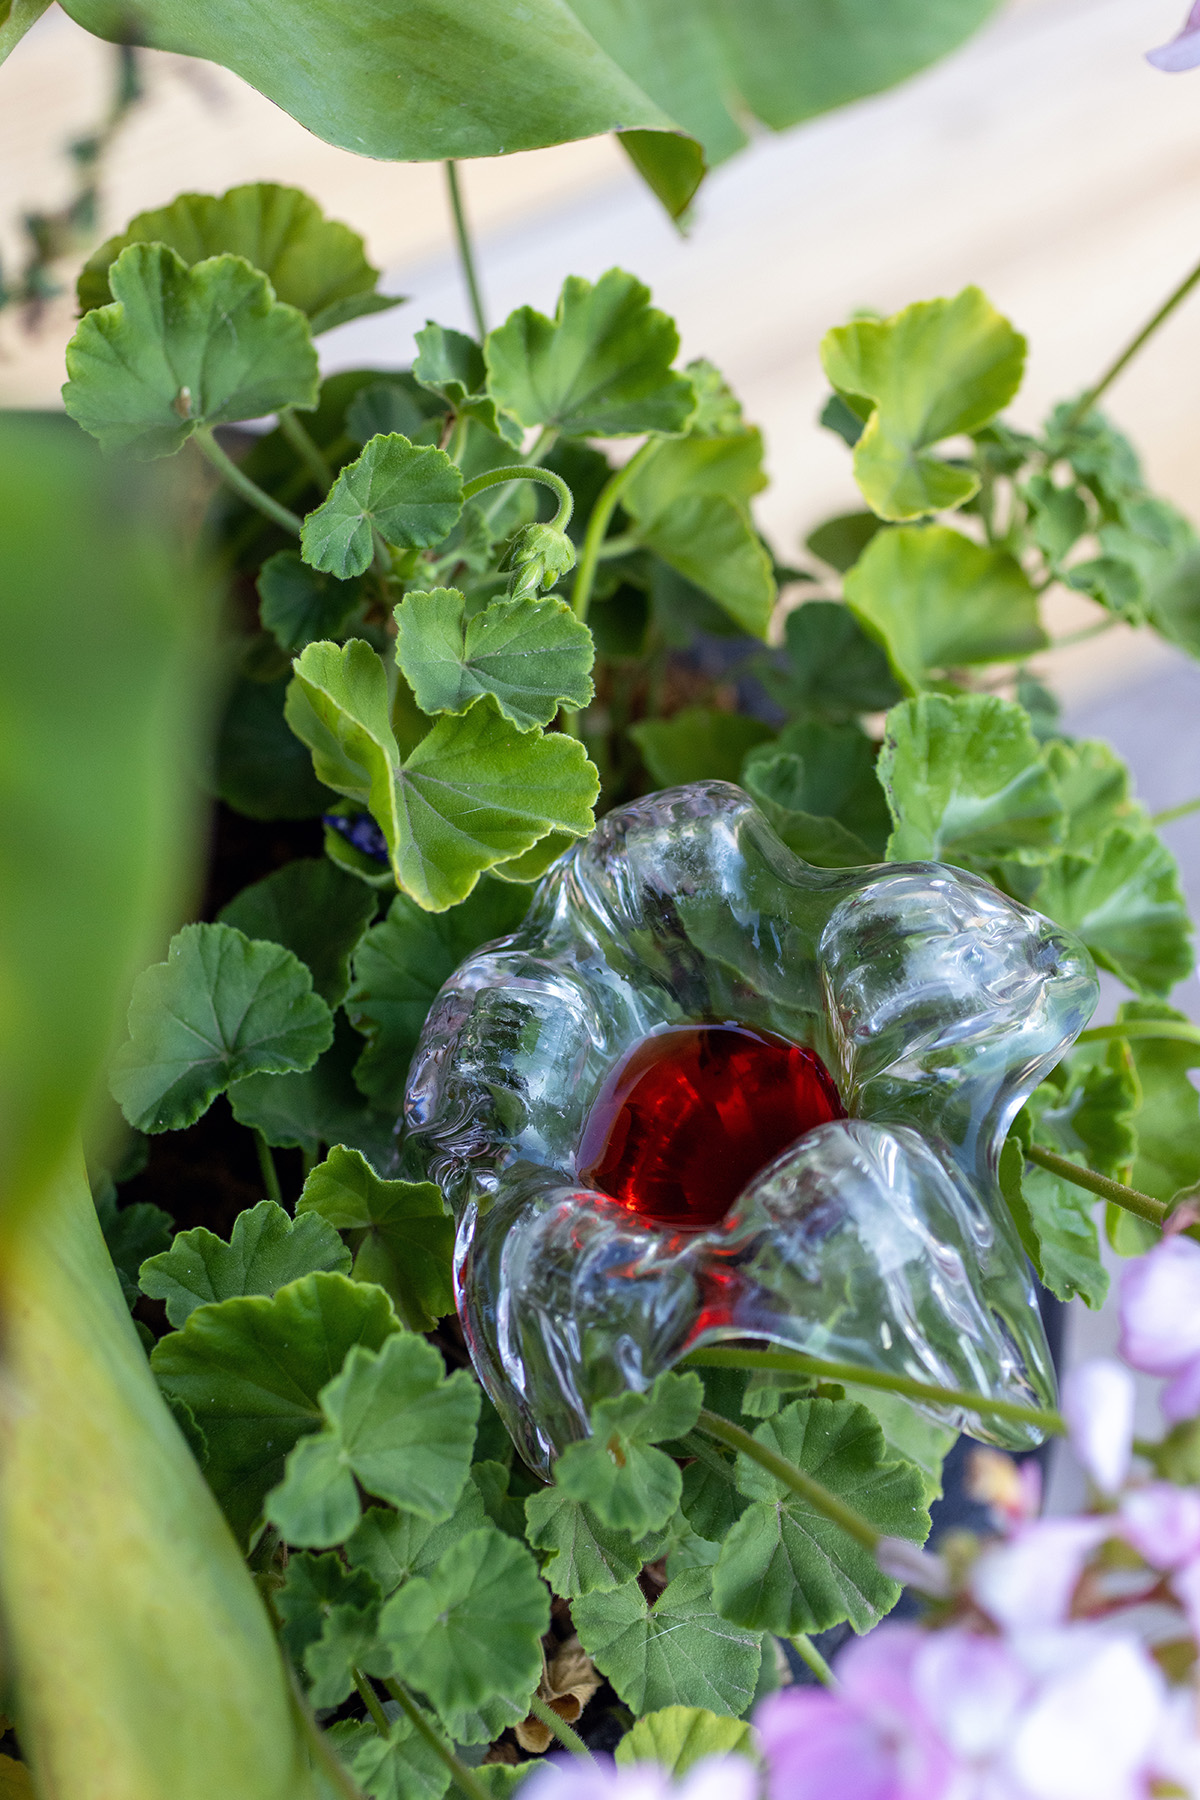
[139,1199,350,1328]
[63,244,319,459]
[108,923,333,1133]
[375,1527,549,1715]
[523,1489,646,1598]
[151,1271,399,1545]
[711,1398,930,1635]
[394,588,595,729]
[554,1372,703,1536]
[485,270,695,438]
[215,675,334,822]
[300,435,463,579]
[805,512,882,574]
[629,708,773,787]
[764,601,900,722]
[257,552,363,653]
[76,183,400,334]
[1033,826,1192,998]
[266,1333,479,1547]
[346,1481,491,1596]
[413,322,522,446]
[820,288,1025,520]
[615,1707,752,1775]
[844,526,1046,692]
[741,759,876,870]
[227,1014,399,1168]
[999,1133,1107,1309]
[287,641,598,910]
[623,424,768,516]
[276,1551,383,1709]
[346,880,529,1109]
[1119,1001,1200,1204]
[1044,738,1139,856]
[92,1176,173,1309]
[880,694,1064,866]
[627,493,775,638]
[573,1566,761,1717]
[297,1145,454,1331]
[745,721,891,854]
[328,1712,452,1800]
[218,858,376,1007]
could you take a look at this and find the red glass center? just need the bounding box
[576,1023,845,1232]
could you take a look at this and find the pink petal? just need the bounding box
[1120,1482,1200,1569]
[521,1759,669,1800]
[757,1653,953,1800]
[679,1759,760,1800]
[1007,1634,1167,1800]
[1163,1357,1200,1424]
[1148,1,1200,71]
[1062,1359,1134,1494]
[912,1628,1029,1759]
[1119,1238,1200,1377]
[1170,1556,1200,1640]
[971,1518,1109,1631]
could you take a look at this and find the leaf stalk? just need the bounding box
[569,442,656,625]
[1024,1143,1165,1227]
[193,427,303,537]
[1064,249,1200,428]
[695,1407,881,1553]
[382,1677,494,1800]
[444,160,488,343]
[526,1691,595,1762]
[460,463,574,533]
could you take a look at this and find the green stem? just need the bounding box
[570,443,656,625]
[461,464,573,532]
[253,1129,284,1207]
[301,1146,318,1182]
[194,428,303,536]
[353,1668,392,1738]
[1079,1020,1200,1047]
[525,426,559,466]
[527,1692,595,1762]
[696,1408,880,1552]
[445,160,487,343]
[288,1665,366,1800]
[1065,249,1200,428]
[686,1348,1064,1434]
[792,1634,837,1688]
[383,1678,493,1800]
[1047,616,1119,651]
[1025,1143,1166,1227]
[1152,794,1200,828]
[279,407,335,491]
[594,532,639,561]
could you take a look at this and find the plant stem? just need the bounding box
[1152,794,1200,827]
[461,464,574,532]
[792,1634,837,1688]
[288,1664,366,1800]
[527,1692,595,1761]
[1047,616,1119,651]
[194,428,303,536]
[685,1348,1064,1435]
[445,160,487,342]
[1064,249,1200,429]
[1025,1143,1166,1227]
[570,443,657,626]
[696,1408,880,1552]
[382,1678,493,1800]
[253,1129,284,1207]
[279,407,335,491]
[352,1668,392,1737]
[1079,1020,1200,1047]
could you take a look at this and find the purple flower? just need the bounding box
[1119,1237,1200,1422]
[971,1517,1110,1631]
[1003,1630,1168,1800]
[1148,2,1200,71]
[1061,1359,1135,1495]
[520,1756,759,1800]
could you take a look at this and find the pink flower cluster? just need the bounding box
[528,1238,1200,1800]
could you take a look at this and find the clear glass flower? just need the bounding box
[404,783,1098,1475]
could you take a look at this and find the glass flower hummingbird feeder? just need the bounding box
[403,782,1098,1476]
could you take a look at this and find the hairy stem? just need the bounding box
[288,1665,366,1800]
[252,1129,284,1207]
[1025,1143,1165,1227]
[382,1678,493,1800]
[1152,794,1200,828]
[685,1348,1063,1435]
[527,1692,595,1761]
[1064,249,1200,428]
[279,407,335,491]
[461,463,574,533]
[1079,1020,1200,1047]
[352,1668,392,1737]
[792,1634,838,1688]
[194,428,303,536]
[570,443,656,625]
[696,1408,880,1552]
[445,160,487,342]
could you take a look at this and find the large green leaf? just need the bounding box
[376,1527,549,1714]
[346,1483,492,1596]
[555,1372,703,1536]
[1032,826,1193,998]
[63,244,319,458]
[844,525,1046,693]
[0,0,51,60]
[616,1707,752,1776]
[394,587,595,729]
[346,881,530,1109]
[573,1567,761,1718]
[523,1489,647,1597]
[713,1399,930,1637]
[296,1146,455,1331]
[626,494,776,637]
[108,923,334,1133]
[1119,1002,1200,1204]
[300,434,464,579]
[226,1014,399,1167]
[139,1200,350,1328]
[217,859,377,1007]
[630,708,774,787]
[764,600,901,723]
[821,288,1025,520]
[152,1271,399,1544]
[76,184,400,335]
[880,694,1065,867]
[266,1333,480,1546]
[999,1134,1107,1310]
[485,270,695,438]
[287,641,598,909]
